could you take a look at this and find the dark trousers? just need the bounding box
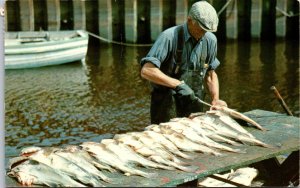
[150,89,203,124]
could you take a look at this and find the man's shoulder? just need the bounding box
[203,32,217,42]
[160,25,181,39]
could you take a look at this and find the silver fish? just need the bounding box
[214,106,267,131]
[101,138,175,170]
[199,118,273,148]
[143,130,195,160]
[80,142,157,178]
[191,116,242,146]
[28,147,103,187]
[207,110,255,138]
[7,159,86,187]
[56,146,113,184]
[162,120,243,153]
[150,125,222,156]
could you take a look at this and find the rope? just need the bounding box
[276,6,299,17]
[86,31,153,47]
[217,0,233,16]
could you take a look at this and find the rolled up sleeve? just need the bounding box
[140,32,173,68]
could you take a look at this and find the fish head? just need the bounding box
[20,146,42,157]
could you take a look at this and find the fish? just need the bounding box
[101,138,175,171]
[27,147,104,187]
[56,145,113,184]
[206,110,256,138]
[191,116,242,146]
[149,125,222,156]
[7,159,86,187]
[198,118,274,148]
[143,130,195,160]
[80,142,157,178]
[63,145,117,173]
[131,132,188,165]
[214,106,267,131]
[163,120,244,153]
[114,134,197,172]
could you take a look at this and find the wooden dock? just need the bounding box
[5,109,299,187]
[4,0,299,42]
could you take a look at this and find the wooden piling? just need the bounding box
[261,0,276,40]
[150,0,163,42]
[60,0,73,30]
[212,0,227,41]
[33,0,47,31]
[176,0,188,25]
[73,0,86,30]
[137,0,150,43]
[237,0,251,40]
[111,0,125,42]
[5,0,20,31]
[286,0,299,40]
[125,0,137,43]
[19,0,34,31]
[46,0,60,31]
[226,0,238,39]
[251,0,262,38]
[85,0,99,34]
[98,0,113,41]
[162,0,176,30]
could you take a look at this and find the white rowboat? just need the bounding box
[5,30,89,69]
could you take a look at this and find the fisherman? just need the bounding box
[140,1,227,124]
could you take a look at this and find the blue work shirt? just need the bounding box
[140,23,220,90]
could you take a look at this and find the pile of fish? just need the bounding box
[7,109,273,187]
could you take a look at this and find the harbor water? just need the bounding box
[5,39,299,181]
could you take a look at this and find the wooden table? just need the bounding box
[6,110,300,187]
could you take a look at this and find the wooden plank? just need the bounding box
[6,110,299,186]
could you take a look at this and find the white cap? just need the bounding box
[189,1,219,32]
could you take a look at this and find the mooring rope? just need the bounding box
[86,31,153,47]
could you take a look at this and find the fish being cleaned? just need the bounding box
[80,142,157,178]
[7,159,86,187]
[101,138,175,171]
[27,147,104,187]
[206,110,256,138]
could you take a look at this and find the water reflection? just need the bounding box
[5,40,299,171]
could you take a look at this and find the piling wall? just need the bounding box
[4,0,299,42]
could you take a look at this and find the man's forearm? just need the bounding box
[141,62,181,89]
[205,70,220,103]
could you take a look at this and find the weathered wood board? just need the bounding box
[5,109,300,187]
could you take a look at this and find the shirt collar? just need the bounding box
[183,22,202,44]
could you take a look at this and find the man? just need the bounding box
[140,1,227,124]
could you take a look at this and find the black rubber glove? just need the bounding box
[173,82,197,102]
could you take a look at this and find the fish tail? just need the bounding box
[177,165,199,173]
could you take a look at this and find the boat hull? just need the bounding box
[5,30,89,69]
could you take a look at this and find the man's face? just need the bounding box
[187,17,207,41]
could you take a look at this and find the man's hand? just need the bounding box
[211,99,227,110]
[174,82,197,102]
